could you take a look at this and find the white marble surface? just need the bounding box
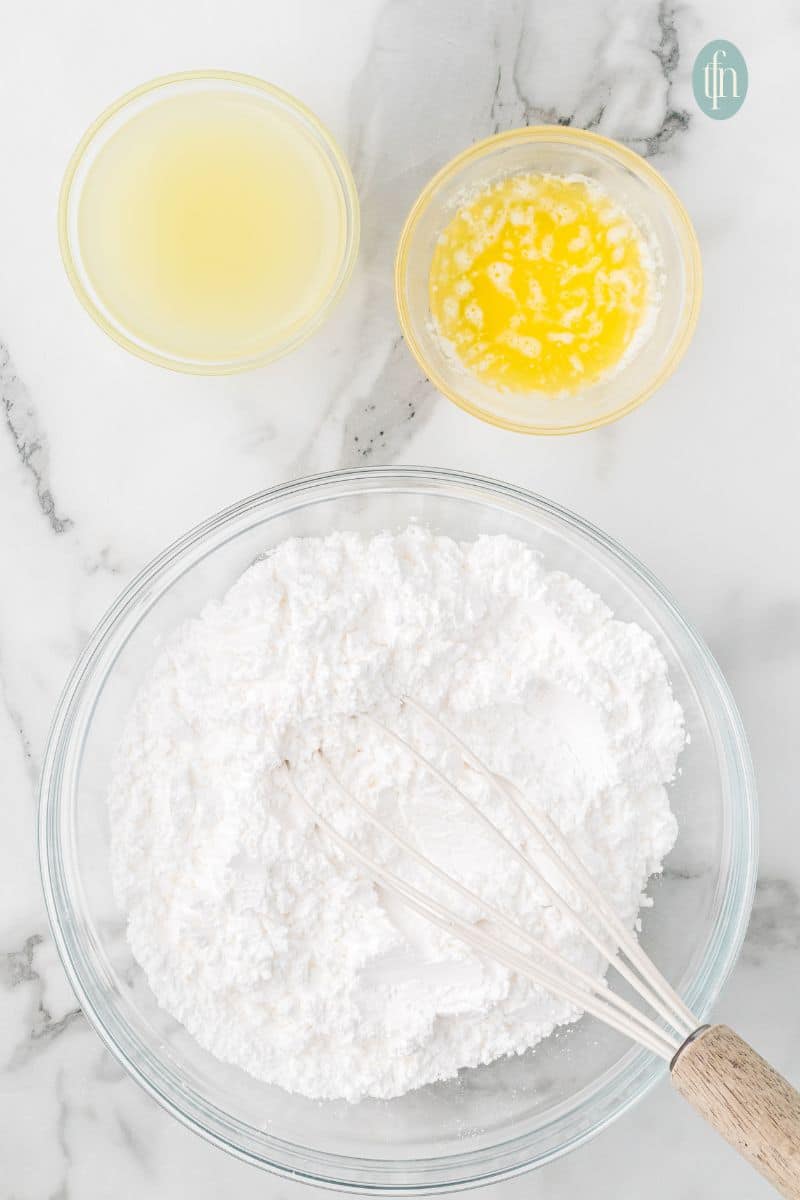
[1,1,798,1196]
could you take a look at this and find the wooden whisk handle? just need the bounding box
[671,1024,800,1198]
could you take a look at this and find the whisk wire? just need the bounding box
[284,698,698,1064]
[400,700,700,1036]
[368,710,695,1040]
[400,696,697,1037]
[285,769,678,1060]
[317,755,680,1056]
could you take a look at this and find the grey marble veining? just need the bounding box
[742,879,800,967]
[0,0,797,1197]
[1,342,73,534]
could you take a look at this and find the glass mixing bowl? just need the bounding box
[39,467,755,1192]
[395,128,702,434]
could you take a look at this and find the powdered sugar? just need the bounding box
[109,527,684,1101]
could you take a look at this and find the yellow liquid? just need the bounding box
[429,173,653,395]
[77,91,348,364]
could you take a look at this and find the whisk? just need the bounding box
[286,696,800,1199]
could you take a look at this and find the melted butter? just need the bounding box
[429,173,654,395]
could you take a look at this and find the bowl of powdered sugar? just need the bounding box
[39,466,756,1192]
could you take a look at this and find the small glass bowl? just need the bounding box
[39,467,755,1192]
[58,71,360,374]
[395,128,702,434]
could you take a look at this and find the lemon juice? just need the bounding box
[72,82,352,366]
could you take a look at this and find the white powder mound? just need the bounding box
[109,527,685,1102]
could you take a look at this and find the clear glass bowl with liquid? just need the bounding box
[59,71,360,374]
[39,467,756,1192]
[395,128,702,434]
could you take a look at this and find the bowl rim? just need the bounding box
[394,126,703,435]
[58,69,360,375]
[38,466,756,1192]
